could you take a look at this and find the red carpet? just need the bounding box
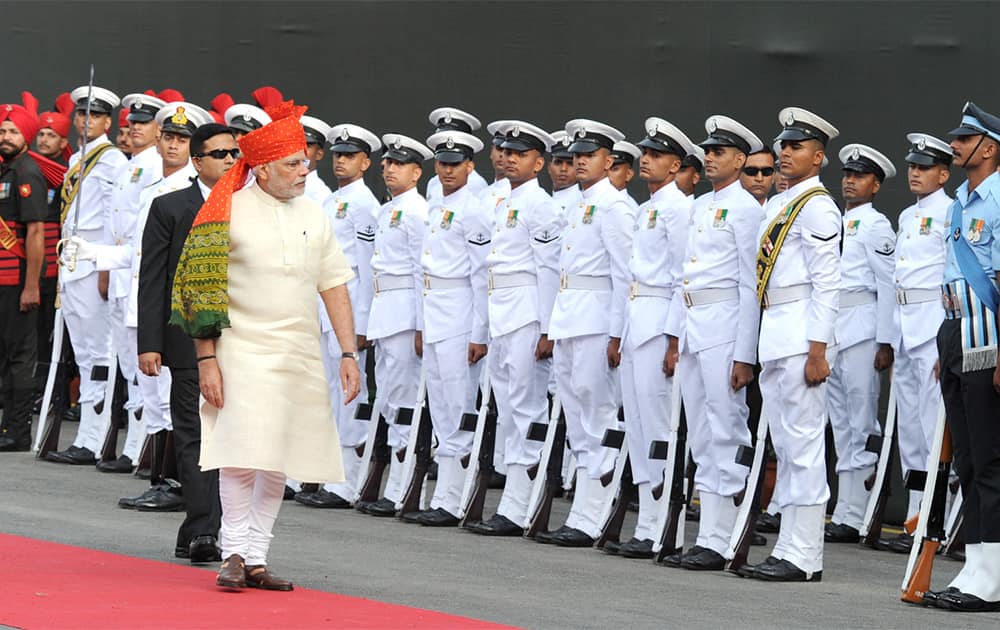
[0,533,517,629]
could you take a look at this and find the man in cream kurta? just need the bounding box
[181,102,361,592]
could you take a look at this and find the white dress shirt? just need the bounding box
[837,202,896,348]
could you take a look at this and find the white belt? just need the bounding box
[762,283,811,309]
[373,274,413,294]
[630,281,671,300]
[423,275,471,290]
[488,271,536,290]
[683,286,738,307]
[840,290,876,308]
[896,288,940,305]
[559,273,612,291]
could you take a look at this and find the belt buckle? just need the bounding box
[423,275,432,290]
[896,288,906,305]
[629,281,638,301]
[488,271,495,291]
[761,291,771,310]
[560,274,568,290]
[373,275,381,296]
[683,291,693,308]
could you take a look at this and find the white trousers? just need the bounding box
[373,330,419,450]
[128,327,172,433]
[489,321,549,467]
[109,297,142,412]
[62,274,112,451]
[760,349,836,508]
[894,337,940,476]
[320,330,369,448]
[424,333,479,458]
[554,334,620,480]
[620,334,672,487]
[679,341,751,497]
[827,339,880,473]
[219,467,286,565]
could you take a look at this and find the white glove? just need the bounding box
[68,235,98,262]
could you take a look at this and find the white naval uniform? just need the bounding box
[60,135,127,453]
[485,177,562,525]
[426,169,488,205]
[549,176,634,538]
[621,181,689,542]
[318,179,378,500]
[758,175,841,574]
[552,186,582,217]
[891,187,952,518]
[827,202,896,530]
[366,186,427,503]
[304,170,334,207]
[666,180,762,556]
[420,185,491,515]
[481,177,511,211]
[129,164,198,437]
[94,146,161,459]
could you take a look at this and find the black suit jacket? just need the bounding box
[137,181,203,369]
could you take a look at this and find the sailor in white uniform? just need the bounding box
[300,115,334,207]
[424,107,488,204]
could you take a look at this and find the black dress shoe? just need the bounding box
[400,509,429,524]
[488,471,507,489]
[189,535,222,564]
[535,525,575,544]
[119,485,164,509]
[418,508,460,527]
[751,532,767,546]
[96,455,134,473]
[473,514,524,537]
[938,590,1000,612]
[660,544,705,568]
[884,532,913,554]
[283,485,297,500]
[295,488,351,509]
[919,587,958,607]
[363,497,397,517]
[551,527,595,548]
[45,445,97,465]
[134,487,185,512]
[620,538,655,559]
[681,547,726,570]
[824,522,860,543]
[0,435,29,452]
[603,540,623,555]
[757,512,781,533]
[753,558,822,582]
[175,545,190,559]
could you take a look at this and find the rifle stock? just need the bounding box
[33,309,68,457]
[525,401,566,538]
[860,372,897,548]
[727,412,769,573]
[901,401,949,601]
[357,414,390,504]
[655,412,688,563]
[596,454,633,549]
[459,391,497,528]
[397,406,433,516]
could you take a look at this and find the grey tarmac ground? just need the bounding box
[1,431,998,630]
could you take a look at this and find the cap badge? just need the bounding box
[170,106,188,126]
[393,139,402,150]
[650,123,659,135]
[916,138,926,151]
[444,114,453,124]
[850,147,860,160]
[708,119,718,132]
[340,128,350,141]
[242,114,251,122]
[512,125,520,137]
[784,112,795,126]
[576,129,586,139]
[446,137,455,149]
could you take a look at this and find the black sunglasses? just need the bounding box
[743,166,775,177]
[194,148,241,160]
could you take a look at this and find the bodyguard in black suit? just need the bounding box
[137,123,239,563]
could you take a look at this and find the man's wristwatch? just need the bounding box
[342,351,359,361]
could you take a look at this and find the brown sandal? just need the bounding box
[245,565,294,591]
[216,554,246,590]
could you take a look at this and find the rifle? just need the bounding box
[726,411,770,573]
[860,372,897,548]
[32,305,70,457]
[595,425,632,549]
[354,394,390,505]
[942,488,964,556]
[457,369,491,518]
[458,376,497,528]
[901,401,949,604]
[525,395,566,537]
[393,370,430,513]
[652,374,687,562]
[96,363,121,462]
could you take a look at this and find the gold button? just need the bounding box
[690,256,697,263]
[491,249,497,255]
[572,224,576,229]
[373,250,379,256]
[496,228,501,233]
[683,279,689,285]
[906,234,911,239]
[900,256,905,261]
[698,227,703,233]
[566,245,571,250]
[425,249,430,255]
[431,228,436,233]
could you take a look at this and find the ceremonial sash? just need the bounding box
[0,220,25,286]
[946,199,999,371]
[755,186,830,305]
[60,143,115,223]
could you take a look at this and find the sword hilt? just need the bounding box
[56,238,78,273]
